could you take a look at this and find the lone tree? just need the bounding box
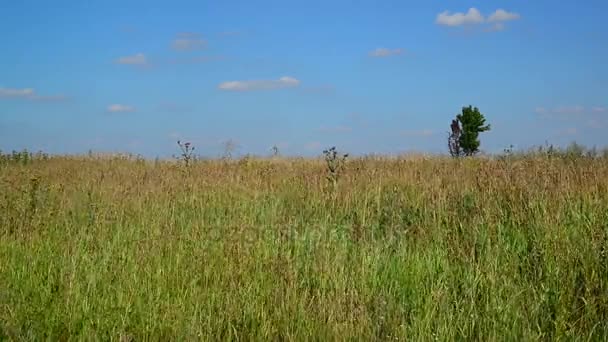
[448,105,491,157]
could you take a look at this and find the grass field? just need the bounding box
[1,150,608,340]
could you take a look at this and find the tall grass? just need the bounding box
[1,152,607,340]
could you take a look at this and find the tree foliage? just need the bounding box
[449,105,491,157]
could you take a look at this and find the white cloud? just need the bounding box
[0,87,66,102]
[0,87,35,98]
[369,48,404,57]
[554,105,585,114]
[592,106,607,113]
[172,33,207,51]
[107,104,136,113]
[488,9,521,22]
[173,39,205,51]
[436,8,484,26]
[115,53,147,65]
[436,8,520,30]
[218,76,300,91]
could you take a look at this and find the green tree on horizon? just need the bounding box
[450,105,491,157]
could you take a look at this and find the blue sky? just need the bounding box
[1,0,607,157]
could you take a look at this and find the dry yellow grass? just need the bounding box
[1,152,607,339]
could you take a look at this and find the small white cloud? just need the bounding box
[172,33,207,51]
[592,106,606,113]
[107,104,136,113]
[0,87,35,98]
[436,8,484,27]
[0,87,66,102]
[554,105,585,114]
[535,107,548,114]
[436,8,520,31]
[115,53,147,65]
[369,48,404,57]
[218,76,300,91]
[173,38,205,50]
[487,9,521,22]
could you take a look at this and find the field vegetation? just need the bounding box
[1,145,608,340]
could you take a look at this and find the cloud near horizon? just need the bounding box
[537,105,608,130]
[107,104,136,113]
[536,105,588,116]
[218,76,300,91]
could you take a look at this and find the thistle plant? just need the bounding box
[323,146,348,191]
[176,140,195,167]
[271,145,280,157]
